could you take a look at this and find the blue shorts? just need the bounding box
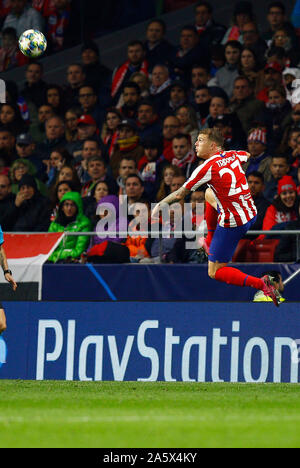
[208,216,257,263]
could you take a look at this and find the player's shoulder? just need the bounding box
[215,149,249,163]
[222,150,248,157]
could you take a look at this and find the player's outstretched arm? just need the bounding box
[0,245,17,291]
[152,186,190,218]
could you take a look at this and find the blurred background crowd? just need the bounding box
[0,0,300,264]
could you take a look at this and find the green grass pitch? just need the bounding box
[0,380,300,448]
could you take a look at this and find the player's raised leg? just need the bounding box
[208,221,280,306]
[209,261,279,307]
[0,307,7,334]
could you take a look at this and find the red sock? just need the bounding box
[214,266,264,290]
[205,202,218,246]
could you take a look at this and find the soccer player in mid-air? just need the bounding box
[0,224,17,333]
[152,128,280,306]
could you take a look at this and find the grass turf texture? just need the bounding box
[0,380,300,448]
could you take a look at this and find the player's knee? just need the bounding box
[0,310,6,333]
[208,267,216,279]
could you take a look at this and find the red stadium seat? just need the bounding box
[232,239,280,262]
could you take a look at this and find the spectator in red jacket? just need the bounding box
[261,175,298,236]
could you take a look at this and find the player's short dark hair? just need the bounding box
[198,128,224,148]
[247,171,264,183]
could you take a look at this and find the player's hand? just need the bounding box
[5,273,17,291]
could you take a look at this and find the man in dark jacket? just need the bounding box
[263,2,298,49]
[81,40,112,95]
[7,174,51,232]
[21,62,47,110]
[170,25,210,85]
[144,19,175,71]
[194,1,226,48]
[0,174,16,231]
[136,101,162,141]
[37,115,67,162]
[119,82,141,120]
[228,76,264,134]
[247,171,270,233]
[0,129,17,167]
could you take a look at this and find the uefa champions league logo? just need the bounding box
[0,336,7,368]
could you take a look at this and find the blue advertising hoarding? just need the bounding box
[41,263,300,302]
[1,301,300,383]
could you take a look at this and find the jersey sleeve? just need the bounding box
[183,160,213,191]
[0,226,3,246]
[235,151,249,163]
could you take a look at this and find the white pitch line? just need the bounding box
[0,414,300,424]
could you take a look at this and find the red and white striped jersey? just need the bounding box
[183,150,257,227]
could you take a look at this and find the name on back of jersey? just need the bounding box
[216,154,238,168]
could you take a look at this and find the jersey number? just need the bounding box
[219,160,248,196]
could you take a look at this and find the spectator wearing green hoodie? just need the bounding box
[47,191,92,263]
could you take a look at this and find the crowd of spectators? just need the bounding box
[1,0,300,264]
